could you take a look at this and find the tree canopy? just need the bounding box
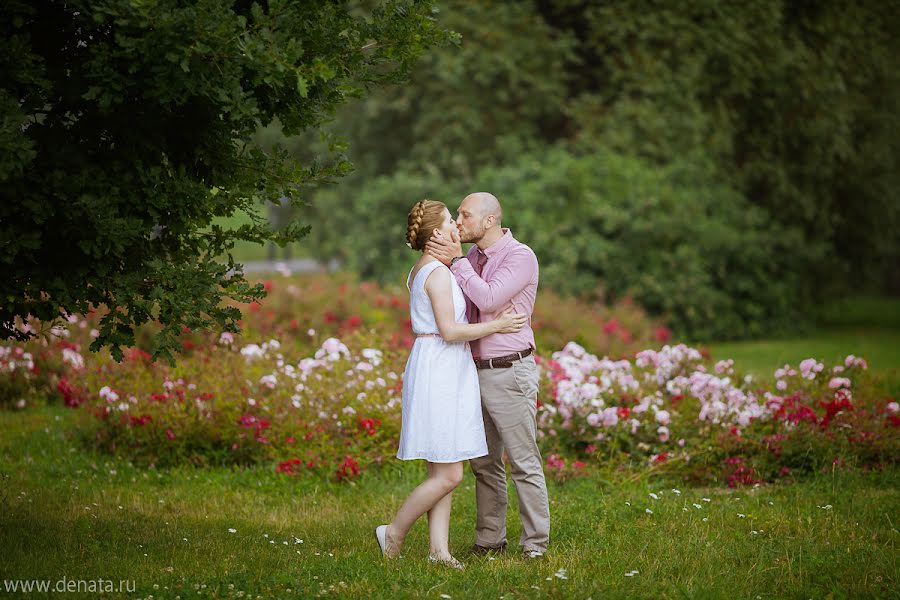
[306,0,900,340]
[0,0,453,363]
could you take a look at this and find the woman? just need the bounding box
[374,200,526,569]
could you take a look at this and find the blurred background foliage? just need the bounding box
[258,0,900,341]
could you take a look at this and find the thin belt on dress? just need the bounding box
[414,332,469,350]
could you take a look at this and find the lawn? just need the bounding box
[1,405,897,599]
[2,296,898,599]
[708,296,900,387]
[211,211,310,264]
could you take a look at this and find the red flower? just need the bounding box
[56,377,84,407]
[336,455,361,480]
[819,391,854,429]
[324,311,338,323]
[602,319,620,335]
[653,452,668,463]
[617,406,631,419]
[129,414,153,426]
[358,417,381,436]
[277,458,303,475]
[123,347,152,362]
[654,327,672,343]
[342,315,363,330]
[237,414,271,439]
[165,429,177,441]
[778,466,791,477]
[727,466,760,488]
[262,280,274,291]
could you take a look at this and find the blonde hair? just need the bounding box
[405,200,446,251]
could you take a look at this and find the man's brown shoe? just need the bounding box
[469,542,507,556]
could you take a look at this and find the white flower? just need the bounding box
[228,528,237,533]
[62,348,84,369]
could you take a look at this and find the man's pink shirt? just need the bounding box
[450,228,538,359]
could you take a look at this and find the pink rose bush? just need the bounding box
[537,342,898,484]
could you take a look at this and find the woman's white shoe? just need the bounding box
[374,525,388,557]
[428,554,464,570]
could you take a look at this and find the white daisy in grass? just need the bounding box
[228,528,237,533]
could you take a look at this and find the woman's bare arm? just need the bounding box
[424,266,526,342]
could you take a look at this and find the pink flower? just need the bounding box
[655,410,671,426]
[546,454,566,470]
[886,401,899,414]
[601,407,619,428]
[657,426,670,442]
[828,377,851,389]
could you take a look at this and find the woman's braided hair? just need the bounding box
[405,199,446,251]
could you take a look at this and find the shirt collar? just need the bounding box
[479,228,513,259]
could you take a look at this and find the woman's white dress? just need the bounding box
[397,260,489,463]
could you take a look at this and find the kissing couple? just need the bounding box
[374,192,550,569]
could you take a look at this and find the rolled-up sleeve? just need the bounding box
[451,248,536,313]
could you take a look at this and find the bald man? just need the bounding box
[426,192,550,559]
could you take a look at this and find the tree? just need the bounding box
[0,0,453,363]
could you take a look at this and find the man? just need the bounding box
[425,192,550,559]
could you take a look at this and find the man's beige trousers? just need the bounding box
[470,355,551,552]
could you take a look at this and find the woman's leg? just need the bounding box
[425,463,454,558]
[427,486,454,559]
[387,461,463,553]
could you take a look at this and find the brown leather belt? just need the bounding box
[474,348,533,369]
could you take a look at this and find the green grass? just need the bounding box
[211,211,310,263]
[707,296,900,382]
[1,406,897,599]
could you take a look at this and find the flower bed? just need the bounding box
[1,274,896,485]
